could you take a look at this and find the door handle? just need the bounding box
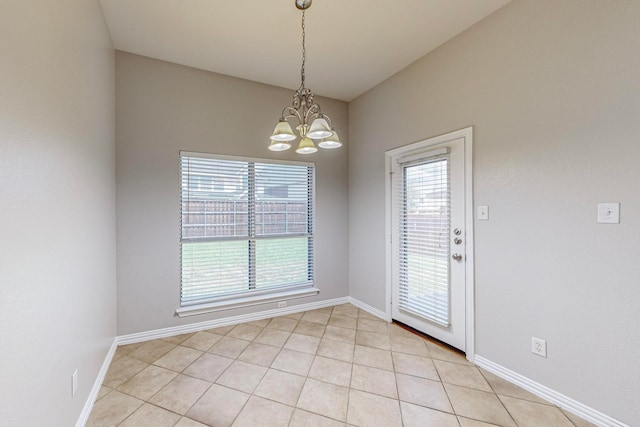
[452,253,463,262]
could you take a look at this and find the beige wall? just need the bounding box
[115,52,349,335]
[348,0,639,423]
[0,1,116,426]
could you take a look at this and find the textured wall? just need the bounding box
[0,1,116,425]
[348,0,639,423]
[115,52,349,335]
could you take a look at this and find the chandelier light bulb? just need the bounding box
[268,140,292,151]
[270,120,296,142]
[307,117,333,139]
[318,131,342,149]
[296,137,318,154]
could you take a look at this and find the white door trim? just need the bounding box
[385,126,474,362]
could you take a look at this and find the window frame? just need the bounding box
[176,151,319,317]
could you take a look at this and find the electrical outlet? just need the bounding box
[72,369,78,396]
[531,337,547,358]
[278,301,287,308]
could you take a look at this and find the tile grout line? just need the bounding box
[429,343,463,426]
[389,338,406,427]
[474,366,520,427]
[178,324,274,425]
[166,336,224,421]
[344,308,360,425]
[477,365,583,427]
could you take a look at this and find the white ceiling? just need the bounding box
[99,0,510,102]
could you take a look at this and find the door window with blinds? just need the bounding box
[396,149,451,326]
[180,152,314,307]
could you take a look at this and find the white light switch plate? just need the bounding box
[478,206,489,220]
[597,203,620,224]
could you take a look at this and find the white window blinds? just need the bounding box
[397,154,451,326]
[180,153,314,306]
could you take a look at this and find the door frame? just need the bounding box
[385,126,475,362]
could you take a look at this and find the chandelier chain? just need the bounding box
[301,9,306,89]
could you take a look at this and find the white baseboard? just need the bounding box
[347,297,388,321]
[474,356,629,427]
[76,338,118,427]
[118,296,350,345]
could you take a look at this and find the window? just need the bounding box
[397,155,450,326]
[179,152,315,310]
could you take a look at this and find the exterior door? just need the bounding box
[389,134,468,352]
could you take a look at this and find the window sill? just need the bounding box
[175,287,320,318]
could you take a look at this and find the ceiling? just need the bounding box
[99,0,511,102]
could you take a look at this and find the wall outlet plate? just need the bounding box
[597,202,620,224]
[531,337,547,358]
[278,301,287,308]
[478,205,489,220]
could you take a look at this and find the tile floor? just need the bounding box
[88,304,596,427]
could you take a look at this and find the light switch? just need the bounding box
[597,203,620,224]
[478,205,489,220]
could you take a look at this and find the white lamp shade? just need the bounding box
[296,137,318,154]
[270,121,296,141]
[268,140,292,151]
[318,131,342,149]
[307,117,333,139]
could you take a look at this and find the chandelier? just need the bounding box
[268,0,342,154]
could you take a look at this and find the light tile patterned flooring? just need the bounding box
[88,304,595,427]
